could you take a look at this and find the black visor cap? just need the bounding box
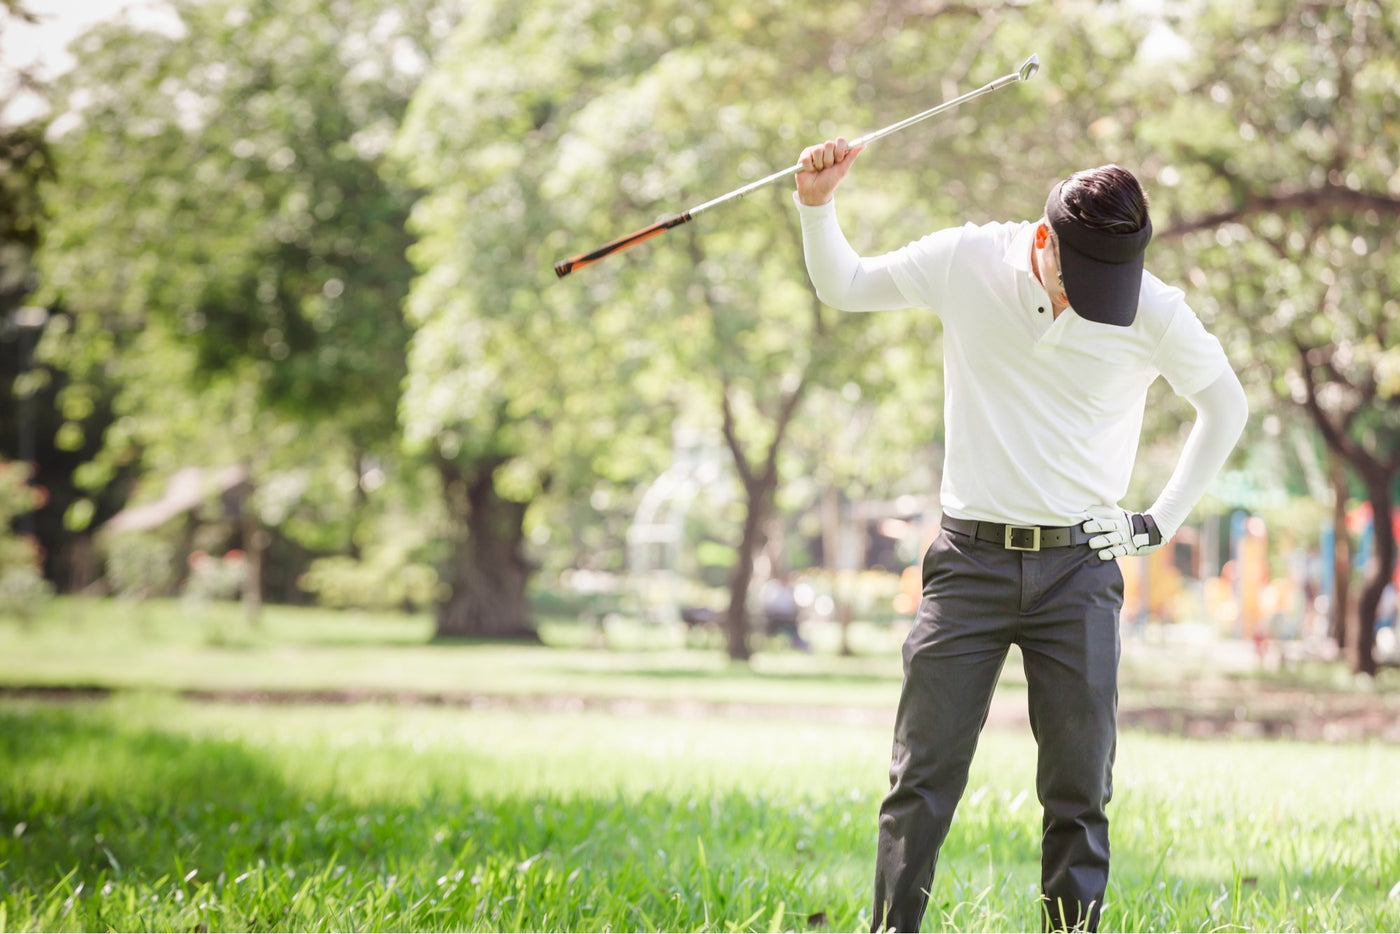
[1045,179,1153,327]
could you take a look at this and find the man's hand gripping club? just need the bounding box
[796,137,865,206]
[1082,509,1164,561]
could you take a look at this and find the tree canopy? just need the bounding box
[15,0,1399,669]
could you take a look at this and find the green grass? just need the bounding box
[2,695,1399,932]
[6,598,1396,720]
[3,598,1399,931]
[0,598,922,711]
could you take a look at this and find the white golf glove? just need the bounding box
[1082,509,1164,561]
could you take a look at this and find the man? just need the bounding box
[792,138,1248,933]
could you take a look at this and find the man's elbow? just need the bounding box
[818,293,862,312]
[808,276,852,311]
[1189,368,1249,441]
[1221,369,1249,440]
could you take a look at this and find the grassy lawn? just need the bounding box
[2,695,1398,932]
[0,598,917,711]
[3,599,1399,931]
[4,598,1397,735]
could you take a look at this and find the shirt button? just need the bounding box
[1037,306,1045,314]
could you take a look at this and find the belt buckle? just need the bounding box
[1004,525,1041,552]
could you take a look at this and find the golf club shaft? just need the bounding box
[554,55,1038,278]
[552,212,694,278]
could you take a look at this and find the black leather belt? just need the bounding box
[940,516,1092,552]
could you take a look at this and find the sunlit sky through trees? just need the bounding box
[1,0,181,124]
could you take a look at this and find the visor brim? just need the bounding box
[1046,179,1152,327]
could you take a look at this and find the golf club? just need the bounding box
[554,54,1039,278]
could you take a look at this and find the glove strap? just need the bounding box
[1132,513,1163,546]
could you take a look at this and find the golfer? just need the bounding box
[793,138,1247,933]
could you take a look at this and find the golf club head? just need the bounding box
[1018,54,1040,81]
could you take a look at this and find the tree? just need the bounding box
[393,0,694,639]
[400,0,1175,654]
[1,0,49,352]
[1140,0,1400,674]
[34,0,452,606]
[542,0,1091,659]
[0,1,119,590]
[0,108,47,314]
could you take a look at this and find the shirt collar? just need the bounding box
[1004,220,1037,274]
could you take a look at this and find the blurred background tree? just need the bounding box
[29,0,457,617]
[393,0,708,640]
[0,0,49,310]
[5,0,1396,672]
[1,0,106,592]
[1137,0,1400,673]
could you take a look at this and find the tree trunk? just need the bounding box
[348,450,368,562]
[1329,458,1351,648]
[241,522,265,628]
[724,478,771,661]
[435,458,538,641]
[717,374,808,662]
[822,485,854,656]
[239,484,263,627]
[1352,472,1397,677]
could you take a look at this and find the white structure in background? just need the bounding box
[626,427,729,625]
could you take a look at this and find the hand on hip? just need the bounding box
[1082,509,1163,560]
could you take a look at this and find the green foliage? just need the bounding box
[393,0,683,484]
[0,460,42,548]
[298,554,439,613]
[0,120,50,305]
[0,0,51,283]
[27,0,455,581]
[15,0,1400,642]
[1124,0,1400,659]
[102,532,178,600]
[37,0,437,444]
[290,458,447,612]
[0,460,51,620]
[1138,0,1400,468]
[0,565,50,623]
[182,549,247,605]
[394,0,1113,634]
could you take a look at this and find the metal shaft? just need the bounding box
[555,54,1039,277]
[687,54,1039,219]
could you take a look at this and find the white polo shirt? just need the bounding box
[861,218,1228,527]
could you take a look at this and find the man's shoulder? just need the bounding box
[890,220,1026,307]
[913,219,1024,262]
[1135,269,1193,337]
[959,219,1027,246]
[916,218,1022,242]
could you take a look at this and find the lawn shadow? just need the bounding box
[0,698,879,931]
[1,702,310,885]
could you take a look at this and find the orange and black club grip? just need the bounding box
[554,211,693,278]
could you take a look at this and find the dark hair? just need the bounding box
[1054,165,1149,233]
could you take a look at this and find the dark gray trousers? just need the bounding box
[872,527,1124,933]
